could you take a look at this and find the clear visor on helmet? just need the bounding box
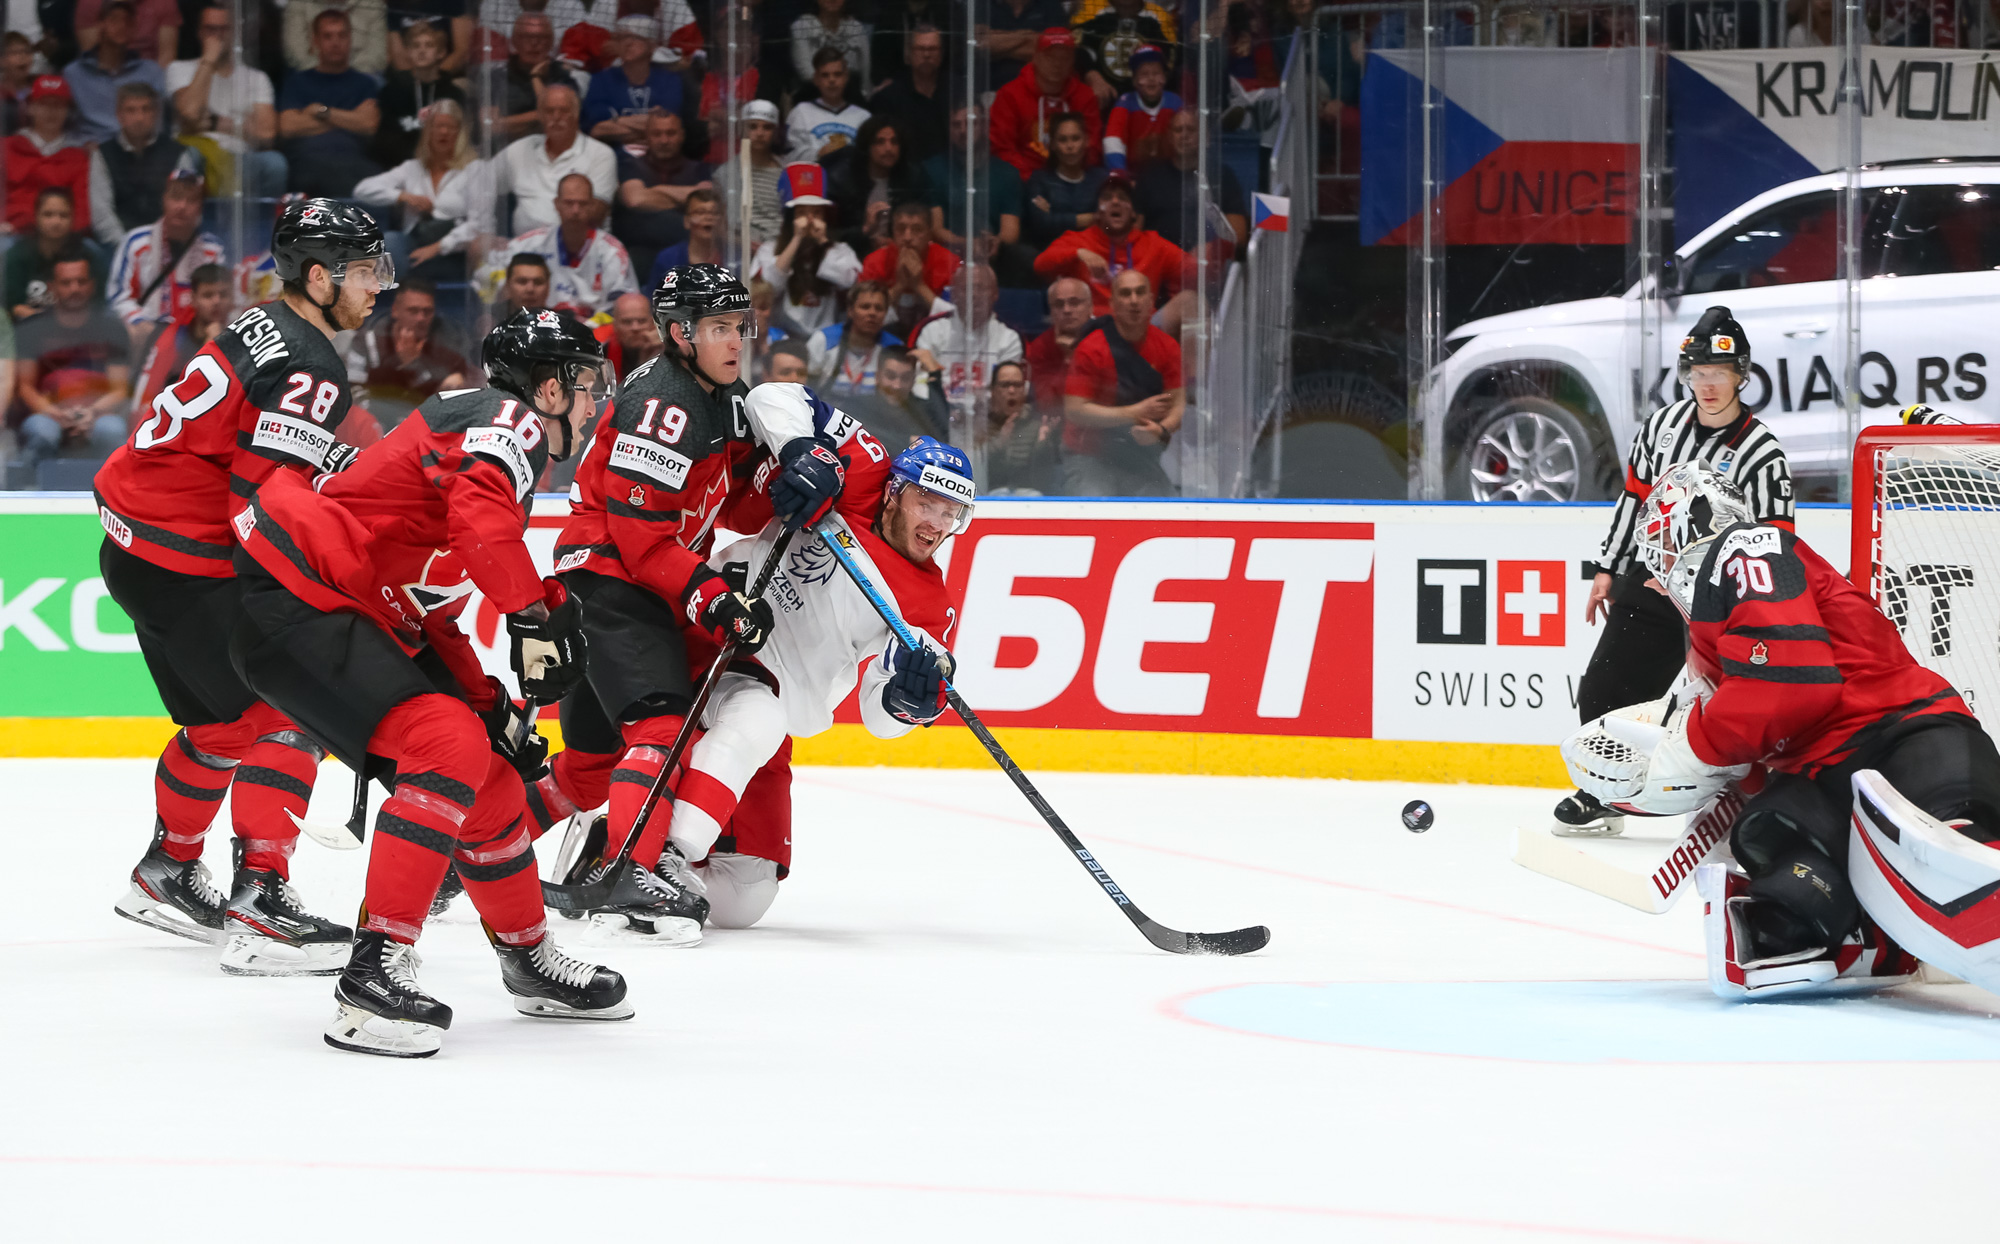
[894,479,973,535]
[332,253,396,294]
[1676,356,1745,387]
[685,312,757,344]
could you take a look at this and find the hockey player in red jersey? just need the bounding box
[649,429,968,931]
[94,197,388,975]
[1563,461,2000,998]
[540,264,847,945]
[230,309,631,1057]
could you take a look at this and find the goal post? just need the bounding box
[1851,423,2000,722]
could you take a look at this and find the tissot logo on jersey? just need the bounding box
[251,412,338,465]
[608,434,693,490]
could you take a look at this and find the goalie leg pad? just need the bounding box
[1849,768,2000,996]
[1700,863,1918,1001]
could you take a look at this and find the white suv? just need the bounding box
[1433,161,2000,501]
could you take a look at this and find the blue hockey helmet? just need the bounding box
[888,436,975,534]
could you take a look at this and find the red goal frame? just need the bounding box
[1850,423,2000,600]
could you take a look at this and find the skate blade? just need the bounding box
[1550,819,1625,839]
[323,1002,442,1058]
[114,887,225,945]
[512,995,636,1021]
[219,932,351,977]
[583,911,703,948]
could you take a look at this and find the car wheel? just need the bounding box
[1455,398,1609,503]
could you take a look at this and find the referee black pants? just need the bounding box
[1576,571,1687,723]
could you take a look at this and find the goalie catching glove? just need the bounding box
[1561,692,1748,817]
[683,569,774,653]
[881,635,952,726]
[507,578,587,701]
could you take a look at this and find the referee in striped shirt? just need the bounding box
[1555,306,1794,836]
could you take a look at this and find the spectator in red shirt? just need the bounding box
[860,197,961,340]
[5,77,94,235]
[990,28,1101,181]
[1062,267,1183,496]
[1023,276,1093,416]
[1033,173,1184,315]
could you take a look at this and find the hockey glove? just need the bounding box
[507,578,588,702]
[770,434,846,531]
[480,677,551,780]
[684,569,775,653]
[881,637,952,726]
[323,442,362,474]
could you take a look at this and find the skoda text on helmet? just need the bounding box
[1677,305,1751,388]
[888,436,976,534]
[482,308,607,461]
[271,197,394,330]
[652,263,756,385]
[1636,460,1755,614]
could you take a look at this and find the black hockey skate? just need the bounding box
[325,930,452,1058]
[429,863,465,918]
[114,820,227,944]
[219,843,354,977]
[560,816,707,945]
[1551,789,1624,839]
[492,933,633,1020]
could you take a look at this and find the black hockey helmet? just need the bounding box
[483,309,607,460]
[1677,305,1751,385]
[271,197,393,291]
[651,263,756,343]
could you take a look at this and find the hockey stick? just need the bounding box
[816,521,1271,956]
[290,768,369,851]
[541,529,797,912]
[1513,788,1741,914]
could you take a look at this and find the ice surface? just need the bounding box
[7,759,2000,1242]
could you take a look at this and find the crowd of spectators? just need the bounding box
[2,0,1266,493]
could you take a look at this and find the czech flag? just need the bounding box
[1252,193,1290,233]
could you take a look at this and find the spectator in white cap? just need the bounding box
[718,97,784,247]
[583,14,692,148]
[746,161,860,336]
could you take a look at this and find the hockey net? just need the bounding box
[1852,424,2000,722]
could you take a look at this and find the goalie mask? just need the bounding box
[1637,461,1754,613]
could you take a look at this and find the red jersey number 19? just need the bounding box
[134,353,230,450]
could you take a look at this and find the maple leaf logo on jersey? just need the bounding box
[401,548,476,617]
[629,484,646,506]
[1749,641,1769,666]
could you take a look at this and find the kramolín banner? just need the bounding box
[1670,47,2000,238]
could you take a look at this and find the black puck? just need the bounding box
[1401,800,1434,833]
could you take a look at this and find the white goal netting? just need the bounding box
[1864,437,2000,723]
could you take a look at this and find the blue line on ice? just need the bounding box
[1180,981,2000,1062]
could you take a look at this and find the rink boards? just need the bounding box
[0,496,1852,785]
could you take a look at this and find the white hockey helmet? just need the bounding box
[1637,461,1755,612]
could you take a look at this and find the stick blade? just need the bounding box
[540,875,617,913]
[1139,919,1271,956]
[289,809,363,852]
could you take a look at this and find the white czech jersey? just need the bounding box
[710,514,946,741]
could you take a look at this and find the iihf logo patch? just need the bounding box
[1750,641,1769,665]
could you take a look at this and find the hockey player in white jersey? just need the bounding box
[577,386,967,940]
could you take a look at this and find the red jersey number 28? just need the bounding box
[134,354,231,450]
